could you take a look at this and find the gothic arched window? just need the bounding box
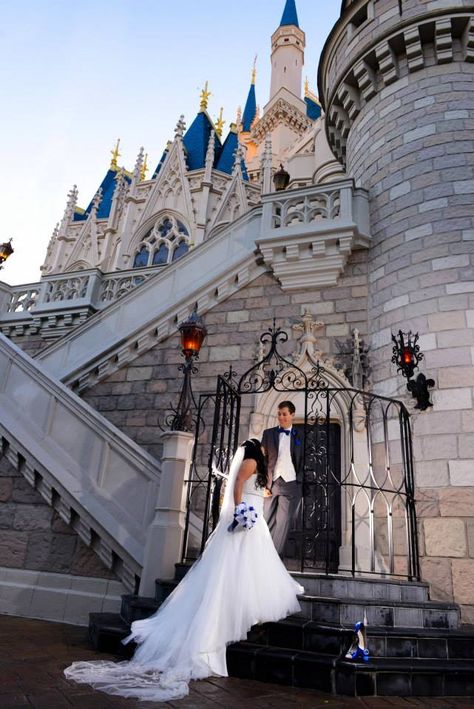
[153,243,169,265]
[132,215,191,269]
[133,246,150,268]
[172,241,189,262]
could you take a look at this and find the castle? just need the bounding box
[0,0,473,684]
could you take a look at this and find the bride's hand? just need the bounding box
[263,487,272,498]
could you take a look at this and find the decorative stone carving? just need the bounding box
[251,97,312,144]
[257,180,370,290]
[334,329,371,389]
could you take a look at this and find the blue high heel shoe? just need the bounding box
[345,620,370,662]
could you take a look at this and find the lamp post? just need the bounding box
[273,164,290,191]
[169,311,207,432]
[391,330,434,410]
[0,239,14,268]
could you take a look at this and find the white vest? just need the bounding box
[274,429,296,483]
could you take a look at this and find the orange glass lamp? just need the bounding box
[169,311,207,432]
[0,239,14,268]
[391,329,434,410]
[391,330,420,380]
[179,311,207,358]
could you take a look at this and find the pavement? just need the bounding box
[1,615,473,709]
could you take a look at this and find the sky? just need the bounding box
[0,1,340,285]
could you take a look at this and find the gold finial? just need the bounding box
[200,81,211,111]
[215,107,225,138]
[140,153,148,181]
[304,77,309,97]
[251,54,257,85]
[110,138,121,170]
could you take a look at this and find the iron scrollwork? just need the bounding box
[237,321,325,394]
[182,322,420,582]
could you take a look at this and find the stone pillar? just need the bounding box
[139,430,194,595]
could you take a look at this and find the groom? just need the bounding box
[262,401,303,556]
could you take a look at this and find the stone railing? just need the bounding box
[0,265,160,339]
[0,334,162,591]
[270,186,342,228]
[258,180,370,290]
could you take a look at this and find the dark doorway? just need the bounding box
[285,422,341,573]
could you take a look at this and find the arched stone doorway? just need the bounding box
[182,321,419,581]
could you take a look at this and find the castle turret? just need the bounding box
[319,0,474,622]
[270,0,305,100]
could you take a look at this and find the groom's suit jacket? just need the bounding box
[262,426,304,485]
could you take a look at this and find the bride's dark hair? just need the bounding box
[242,438,268,490]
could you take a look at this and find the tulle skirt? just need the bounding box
[64,490,303,702]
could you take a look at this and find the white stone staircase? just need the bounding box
[36,209,264,388]
[0,334,161,591]
[0,182,370,605]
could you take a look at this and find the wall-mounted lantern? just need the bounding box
[391,330,435,410]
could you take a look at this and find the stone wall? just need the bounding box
[0,453,115,580]
[82,262,369,460]
[320,0,474,621]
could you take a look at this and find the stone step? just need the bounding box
[88,612,133,657]
[368,625,474,660]
[248,618,353,657]
[298,595,460,629]
[120,594,160,625]
[292,573,429,603]
[227,642,474,697]
[248,617,474,659]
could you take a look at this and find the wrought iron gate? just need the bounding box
[182,324,420,580]
[182,374,240,561]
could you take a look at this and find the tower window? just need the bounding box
[351,3,368,29]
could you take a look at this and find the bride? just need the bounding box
[64,438,304,702]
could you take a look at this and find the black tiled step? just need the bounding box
[88,612,133,656]
[120,594,160,624]
[155,578,178,603]
[367,625,474,659]
[248,618,354,656]
[227,641,474,696]
[291,572,430,604]
[297,594,460,628]
[248,618,474,660]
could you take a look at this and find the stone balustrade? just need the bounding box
[0,265,159,340]
[258,179,370,290]
[0,334,162,591]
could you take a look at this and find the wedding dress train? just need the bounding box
[64,446,304,702]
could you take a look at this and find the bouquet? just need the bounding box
[227,502,258,532]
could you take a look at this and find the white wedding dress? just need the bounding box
[64,446,304,702]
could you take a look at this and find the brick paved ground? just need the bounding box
[1,615,473,708]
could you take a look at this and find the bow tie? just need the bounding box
[278,427,292,435]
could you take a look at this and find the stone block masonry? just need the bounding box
[82,265,369,461]
[319,0,474,622]
[0,455,116,580]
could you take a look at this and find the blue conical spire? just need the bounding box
[280,0,299,28]
[242,83,256,132]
